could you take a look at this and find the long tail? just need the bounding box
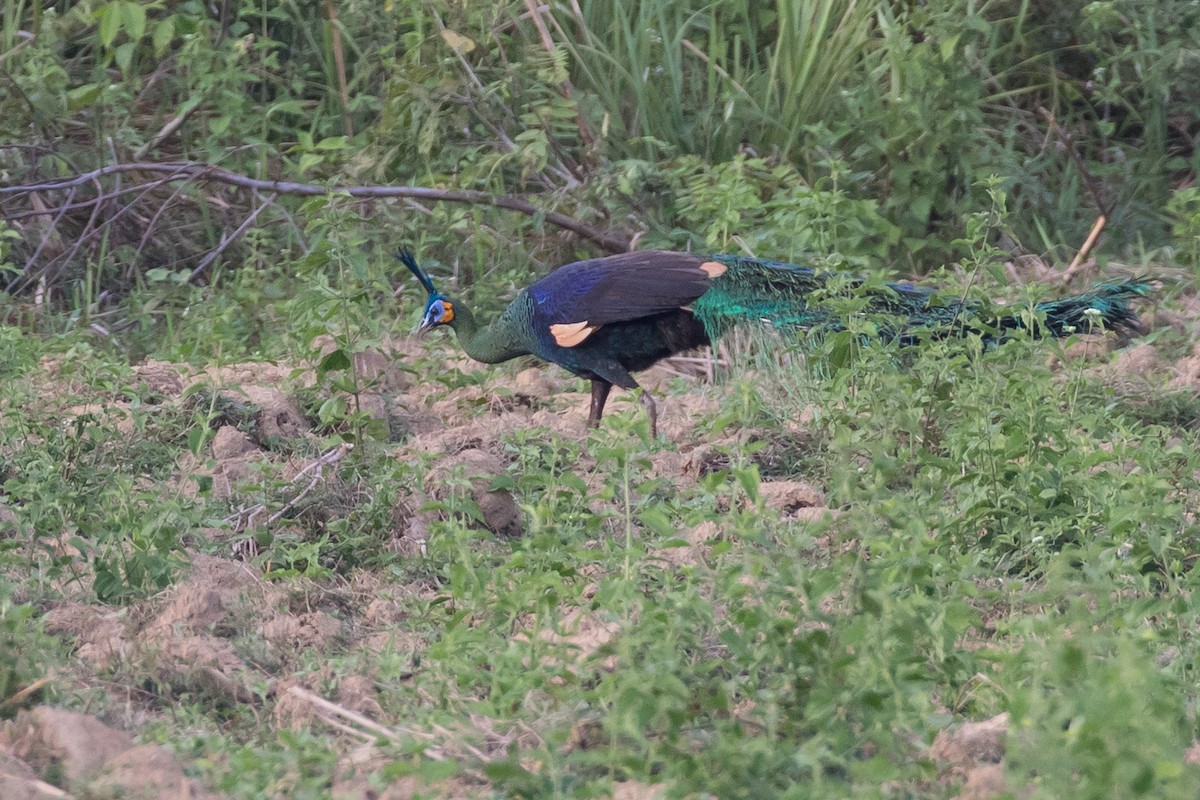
[691,255,1151,343]
[1006,279,1151,339]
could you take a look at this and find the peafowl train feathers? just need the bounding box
[402,249,1151,436]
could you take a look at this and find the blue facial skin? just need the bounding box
[418,296,454,333]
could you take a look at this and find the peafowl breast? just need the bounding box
[402,250,1151,436]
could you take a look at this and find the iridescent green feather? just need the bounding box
[693,255,1150,344]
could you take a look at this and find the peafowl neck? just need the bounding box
[448,302,531,364]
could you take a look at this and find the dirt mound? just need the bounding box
[532,608,622,674]
[90,743,217,799]
[1172,342,1200,393]
[512,366,562,398]
[930,713,1011,800]
[259,610,342,650]
[196,361,301,391]
[43,552,345,707]
[239,385,311,442]
[133,359,186,397]
[423,448,522,537]
[651,520,721,569]
[686,426,820,479]
[184,361,314,446]
[3,706,133,785]
[1111,343,1161,379]
[338,674,385,720]
[654,390,721,442]
[758,480,827,518]
[405,418,513,459]
[146,552,279,632]
[953,765,1007,800]
[931,713,1008,773]
[41,602,127,669]
[145,552,339,667]
[211,424,257,459]
[612,782,669,800]
[1,706,213,798]
[0,749,62,800]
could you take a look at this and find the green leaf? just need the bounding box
[735,465,761,500]
[120,1,147,41]
[152,17,175,56]
[267,100,306,117]
[638,507,676,538]
[114,41,136,74]
[66,83,104,111]
[187,426,209,454]
[97,3,121,48]
[317,397,347,425]
[939,34,961,61]
[317,348,352,381]
[298,153,324,173]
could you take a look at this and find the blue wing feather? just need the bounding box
[528,251,713,331]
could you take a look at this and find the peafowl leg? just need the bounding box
[639,390,658,438]
[588,380,613,428]
[588,370,658,437]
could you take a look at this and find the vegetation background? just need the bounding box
[2,0,1200,797]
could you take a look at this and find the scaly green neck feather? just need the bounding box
[448,302,530,364]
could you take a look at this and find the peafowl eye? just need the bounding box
[400,248,1150,438]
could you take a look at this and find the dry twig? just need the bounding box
[1037,106,1111,216]
[1061,213,1108,284]
[0,675,51,712]
[287,685,396,741]
[1,160,631,254]
[228,442,355,551]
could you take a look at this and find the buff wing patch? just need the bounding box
[549,321,599,347]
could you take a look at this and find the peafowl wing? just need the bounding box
[528,251,724,348]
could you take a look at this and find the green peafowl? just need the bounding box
[401,249,1151,436]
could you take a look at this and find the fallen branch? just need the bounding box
[287,684,397,742]
[1,161,631,253]
[0,675,51,712]
[228,442,354,555]
[286,685,492,778]
[1061,213,1108,284]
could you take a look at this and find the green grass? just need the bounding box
[3,283,1200,797]
[2,0,1197,794]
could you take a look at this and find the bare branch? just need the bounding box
[188,192,277,282]
[1,161,631,252]
[1037,106,1111,216]
[132,95,206,160]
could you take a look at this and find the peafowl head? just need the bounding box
[398,249,457,333]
